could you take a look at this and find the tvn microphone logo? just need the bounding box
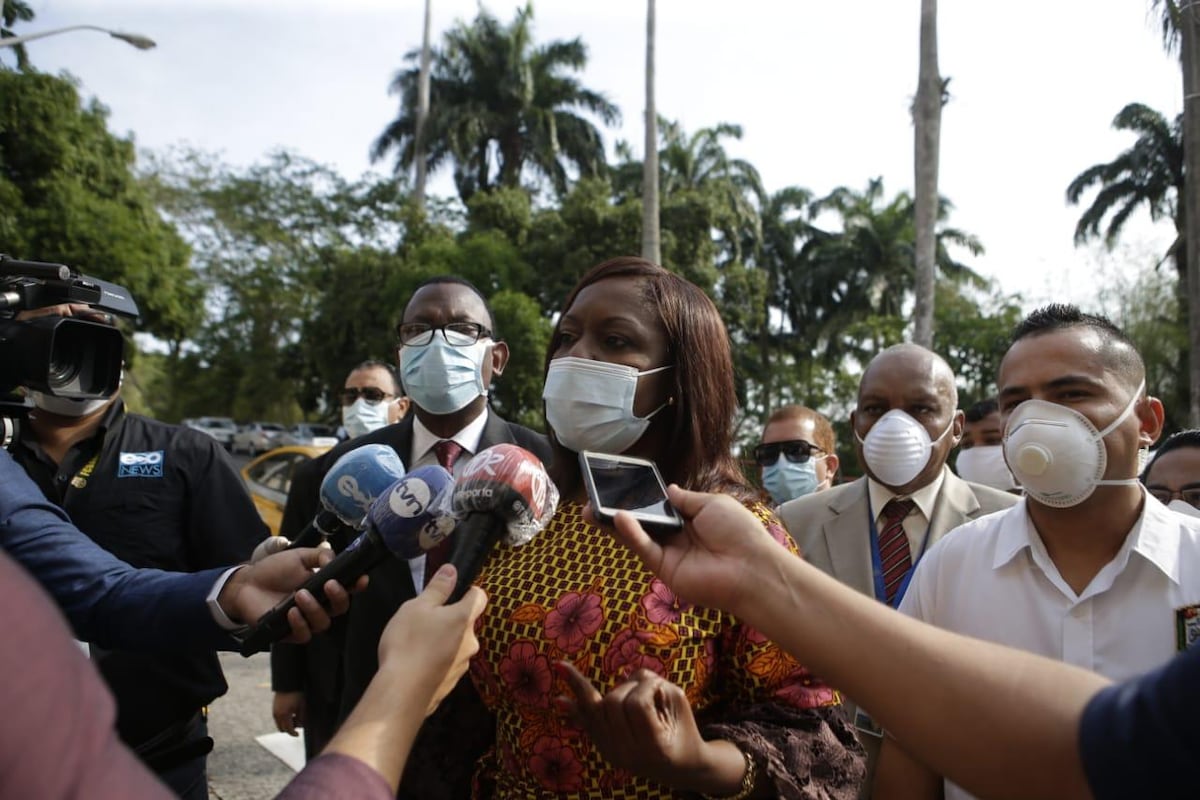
[118,450,165,478]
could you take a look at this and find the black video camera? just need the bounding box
[0,255,140,443]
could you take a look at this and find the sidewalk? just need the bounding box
[208,652,295,800]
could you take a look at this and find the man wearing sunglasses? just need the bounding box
[275,275,550,800]
[338,359,410,440]
[777,344,1016,796]
[1142,429,1200,519]
[755,405,839,505]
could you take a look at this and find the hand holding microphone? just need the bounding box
[446,443,559,602]
[239,464,455,654]
[286,444,407,550]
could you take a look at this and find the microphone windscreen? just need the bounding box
[367,464,456,559]
[319,444,406,525]
[452,443,558,545]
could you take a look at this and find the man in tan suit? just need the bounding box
[778,343,1016,797]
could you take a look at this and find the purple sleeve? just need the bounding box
[1079,646,1200,798]
[276,753,392,799]
[0,551,175,799]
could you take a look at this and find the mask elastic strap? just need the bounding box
[637,364,673,377]
[1097,380,1146,438]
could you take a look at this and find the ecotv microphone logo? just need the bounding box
[118,450,165,478]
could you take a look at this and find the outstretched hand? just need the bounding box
[220,546,366,644]
[379,564,487,716]
[588,485,776,618]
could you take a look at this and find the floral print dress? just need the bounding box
[470,501,864,799]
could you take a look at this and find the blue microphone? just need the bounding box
[240,465,455,654]
[287,444,406,550]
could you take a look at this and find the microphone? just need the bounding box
[240,464,455,655]
[445,443,559,602]
[286,444,406,551]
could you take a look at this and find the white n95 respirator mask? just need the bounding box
[1002,383,1144,508]
[857,409,953,488]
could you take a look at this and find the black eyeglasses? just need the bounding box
[1148,485,1200,509]
[340,387,395,406]
[753,439,825,466]
[396,322,493,347]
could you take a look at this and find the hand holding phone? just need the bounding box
[579,451,683,539]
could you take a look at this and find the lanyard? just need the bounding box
[866,494,934,609]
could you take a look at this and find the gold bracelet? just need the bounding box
[700,747,758,800]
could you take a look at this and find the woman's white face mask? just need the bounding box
[542,357,672,454]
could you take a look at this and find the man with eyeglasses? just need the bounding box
[271,358,409,758]
[1143,429,1200,519]
[277,275,551,800]
[777,343,1016,797]
[755,405,839,505]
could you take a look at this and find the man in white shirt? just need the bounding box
[873,304,1200,800]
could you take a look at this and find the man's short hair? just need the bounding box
[965,398,999,424]
[403,275,498,336]
[1142,428,1200,481]
[349,359,401,396]
[1010,304,1144,390]
[765,404,836,454]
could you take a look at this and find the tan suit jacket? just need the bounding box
[777,468,1018,798]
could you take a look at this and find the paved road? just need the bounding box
[208,652,296,800]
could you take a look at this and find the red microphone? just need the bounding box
[446,443,558,602]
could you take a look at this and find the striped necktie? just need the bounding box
[878,498,916,604]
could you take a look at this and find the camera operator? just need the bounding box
[11,303,269,798]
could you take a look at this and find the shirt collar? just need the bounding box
[867,467,947,523]
[411,407,489,464]
[992,488,1182,586]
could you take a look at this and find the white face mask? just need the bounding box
[542,356,672,453]
[28,391,111,418]
[400,336,489,416]
[341,397,394,439]
[857,409,953,489]
[955,445,1017,492]
[1002,381,1145,509]
[1167,498,1200,519]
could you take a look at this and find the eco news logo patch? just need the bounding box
[118,450,165,478]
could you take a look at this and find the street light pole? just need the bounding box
[0,25,155,50]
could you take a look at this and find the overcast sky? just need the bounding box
[15,0,1184,308]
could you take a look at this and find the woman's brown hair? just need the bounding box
[544,257,754,501]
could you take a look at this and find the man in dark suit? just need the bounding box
[778,343,1016,796]
[273,276,551,799]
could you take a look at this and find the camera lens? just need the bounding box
[47,352,79,389]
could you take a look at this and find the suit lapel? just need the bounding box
[927,470,981,546]
[824,480,876,595]
[478,409,518,450]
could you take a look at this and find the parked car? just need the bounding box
[278,423,339,448]
[240,445,332,535]
[232,421,286,456]
[185,416,238,450]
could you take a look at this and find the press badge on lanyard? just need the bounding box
[856,496,934,739]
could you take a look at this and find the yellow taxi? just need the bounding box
[240,444,332,535]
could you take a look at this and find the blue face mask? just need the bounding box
[399,336,489,415]
[762,456,822,504]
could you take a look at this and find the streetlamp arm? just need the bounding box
[0,25,155,50]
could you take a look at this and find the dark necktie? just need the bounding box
[878,498,916,605]
[423,440,465,582]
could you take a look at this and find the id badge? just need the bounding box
[1175,604,1200,652]
[854,708,883,739]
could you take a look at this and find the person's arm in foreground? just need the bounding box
[299,564,487,794]
[596,486,1107,800]
[0,448,352,651]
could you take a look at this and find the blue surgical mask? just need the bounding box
[399,336,489,415]
[341,397,394,438]
[762,456,823,504]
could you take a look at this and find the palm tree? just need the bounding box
[912,0,943,348]
[1,0,34,70]
[1066,103,1184,275]
[641,0,660,263]
[372,3,619,203]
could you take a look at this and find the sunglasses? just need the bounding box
[341,387,395,406]
[753,439,825,466]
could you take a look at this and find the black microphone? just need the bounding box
[286,444,406,550]
[240,464,455,655]
[445,443,558,602]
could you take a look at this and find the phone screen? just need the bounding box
[581,453,681,533]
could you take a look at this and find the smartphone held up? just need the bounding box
[578,451,683,539]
